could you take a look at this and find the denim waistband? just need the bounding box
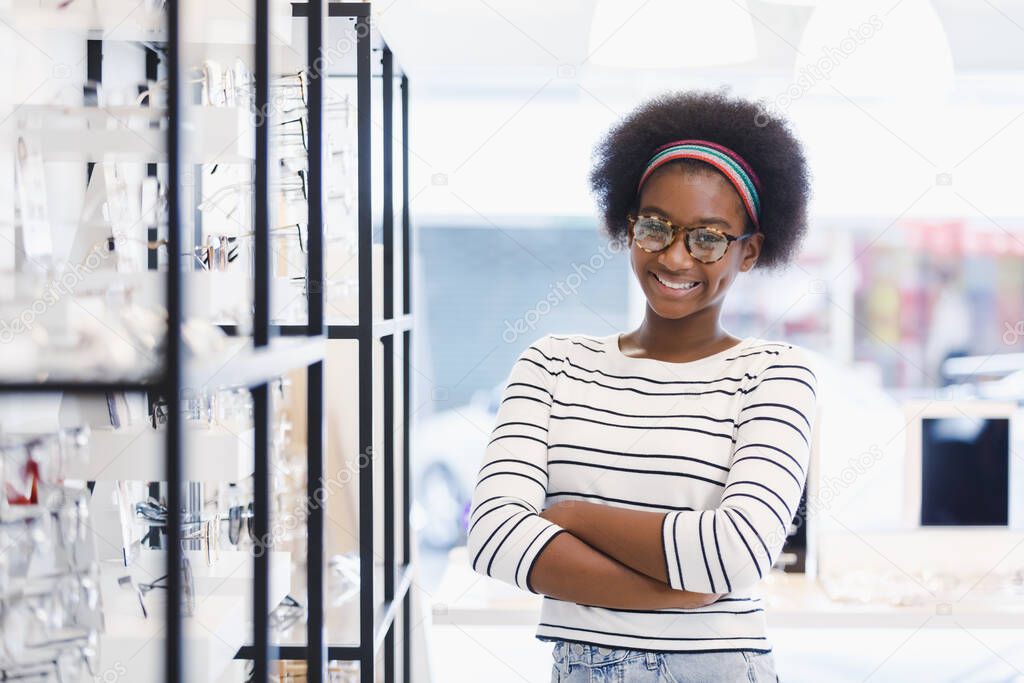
[551,640,659,669]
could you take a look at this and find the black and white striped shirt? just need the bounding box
[466,331,818,653]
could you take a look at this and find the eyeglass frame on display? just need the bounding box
[116,555,195,620]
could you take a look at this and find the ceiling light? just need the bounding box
[794,0,954,100]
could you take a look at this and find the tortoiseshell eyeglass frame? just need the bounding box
[626,213,754,264]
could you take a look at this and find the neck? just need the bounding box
[634,303,731,356]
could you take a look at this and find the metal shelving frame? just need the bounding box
[0,1,413,682]
[237,2,414,681]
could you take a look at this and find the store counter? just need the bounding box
[430,546,1024,630]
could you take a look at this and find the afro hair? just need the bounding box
[589,88,812,271]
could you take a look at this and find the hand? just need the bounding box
[539,500,579,531]
[661,589,725,610]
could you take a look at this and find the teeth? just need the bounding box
[653,273,700,290]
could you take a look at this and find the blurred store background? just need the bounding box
[380,1,1024,681]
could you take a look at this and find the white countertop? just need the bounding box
[430,547,1024,629]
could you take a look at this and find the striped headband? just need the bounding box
[637,139,763,231]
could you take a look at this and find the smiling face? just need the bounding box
[628,163,763,321]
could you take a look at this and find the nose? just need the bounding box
[657,232,697,271]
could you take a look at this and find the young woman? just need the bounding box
[466,89,816,682]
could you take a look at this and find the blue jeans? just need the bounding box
[549,640,780,682]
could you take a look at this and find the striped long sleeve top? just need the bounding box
[465,331,819,653]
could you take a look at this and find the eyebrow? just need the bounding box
[639,206,733,228]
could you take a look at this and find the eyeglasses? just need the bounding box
[627,213,755,264]
[268,594,305,633]
[327,552,361,607]
[0,432,103,680]
[116,573,165,620]
[196,170,308,215]
[1,429,89,507]
[276,116,309,154]
[183,514,223,567]
[135,58,254,109]
[227,502,256,546]
[0,626,99,681]
[134,498,222,566]
[117,556,195,619]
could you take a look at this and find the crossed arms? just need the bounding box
[529,501,724,610]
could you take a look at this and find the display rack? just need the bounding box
[234,3,415,682]
[0,1,413,682]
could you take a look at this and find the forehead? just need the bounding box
[637,164,746,229]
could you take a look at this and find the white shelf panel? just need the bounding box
[97,549,290,683]
[74,270,300,325]
[18,106,253,163]
[185,336,325,390]
[76,270,253,323]
[68,424,255,482]
[6,0,292,45]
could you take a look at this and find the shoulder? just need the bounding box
[746,337,813,365]
[512,334,560,370]
[534,332,611,360]
[750,338,819,393]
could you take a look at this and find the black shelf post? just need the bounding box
[401,71,413,683]
[355,11,374,683]
[253,0,274,681]
[382,44,396,683]
[306,0,328,680]
[165,0,184,680]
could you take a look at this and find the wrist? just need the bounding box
[679,590,722,609]
[656,583,718,609]
[542,500,581,534]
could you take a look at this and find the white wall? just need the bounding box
[406,75,1024,225]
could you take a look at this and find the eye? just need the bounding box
[636,216,671,232]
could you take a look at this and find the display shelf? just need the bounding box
[0,336,323,395]
[67,424,256,482]
[18,106,254,163]
[0,378,161,392]
[74,270,252,322]
[235,562,414,660]
[97,550,291,683]
[70,270,318,324]
[0,334,162,387]
[5,0,292,45]
[185,336,326,390]
[218,314,415,340]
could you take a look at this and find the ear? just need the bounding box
[738,231,763,272]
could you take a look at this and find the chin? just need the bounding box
[645,293,702,319]
[650,303,700,320]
